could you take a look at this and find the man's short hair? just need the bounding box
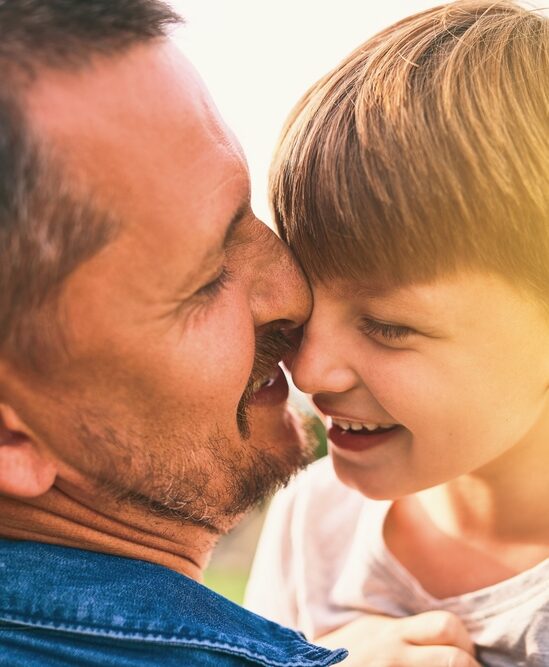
[271,1,549,306]
[0,1,181,368]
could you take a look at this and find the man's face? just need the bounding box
[10,41,312,532]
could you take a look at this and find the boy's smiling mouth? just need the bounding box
[326,415,402,453]
[331,417,397,434]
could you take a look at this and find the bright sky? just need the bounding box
[169,1,546,226]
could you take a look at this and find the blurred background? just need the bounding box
[167,0,547,603]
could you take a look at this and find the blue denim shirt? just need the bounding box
[0,539,347,666]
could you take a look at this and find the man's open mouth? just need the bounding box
[251,373,278,394]
[249,364,289,406]
[237,330,296,436]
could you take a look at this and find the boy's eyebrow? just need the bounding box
[349,282,423,314]
[351,284,449,338]
[347,282,397,299]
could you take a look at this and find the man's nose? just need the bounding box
[291,320,358,396]
[251,227,312,331]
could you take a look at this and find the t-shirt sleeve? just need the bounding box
[244,479,302,629]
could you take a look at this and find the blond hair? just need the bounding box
[271,1,549,302]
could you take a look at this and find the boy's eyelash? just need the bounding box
[359,318,414,341]
[197,266,232,298]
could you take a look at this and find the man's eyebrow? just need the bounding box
[201,199,249,266]
[194,199,250,277]
[223,199,249,248]
[171,200,251,304]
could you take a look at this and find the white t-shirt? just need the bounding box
[245,458,549,667]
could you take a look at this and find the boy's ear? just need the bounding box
[0,403,57,498]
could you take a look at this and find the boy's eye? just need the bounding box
[359,317,415,343]
[196,266,231,299]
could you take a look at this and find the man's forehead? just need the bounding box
[23,40,244,174]
[24,38,250,296]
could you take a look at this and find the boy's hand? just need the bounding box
[317,610,481,666]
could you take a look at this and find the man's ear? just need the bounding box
[0,403,57,497]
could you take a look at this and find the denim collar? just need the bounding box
[0,539,346,666]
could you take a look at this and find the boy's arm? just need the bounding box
[318,610,481,666]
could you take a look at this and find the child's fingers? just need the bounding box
[400,610,475,655]
[404,644,481,667]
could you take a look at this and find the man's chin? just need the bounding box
[140,404,313,534]
[74,401,315,536]
[246,402,316,475]
[205,411,308,531]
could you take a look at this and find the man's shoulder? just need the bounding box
[0,539,346,666]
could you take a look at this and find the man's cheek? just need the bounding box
[190,313,256,394]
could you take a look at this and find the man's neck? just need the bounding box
[0,480,220,581]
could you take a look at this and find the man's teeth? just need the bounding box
[332,418,395,432]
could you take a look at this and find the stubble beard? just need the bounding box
[79,413,314,535]
[76,330,315,533]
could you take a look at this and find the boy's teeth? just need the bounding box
[332,418,396,432]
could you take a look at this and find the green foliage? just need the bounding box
[204,567,249,604]
[311,416,328,459]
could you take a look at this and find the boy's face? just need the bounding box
[291,271,549,499]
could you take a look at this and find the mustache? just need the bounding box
[236,328,296,438]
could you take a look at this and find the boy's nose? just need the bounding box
[291,326,358,396]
